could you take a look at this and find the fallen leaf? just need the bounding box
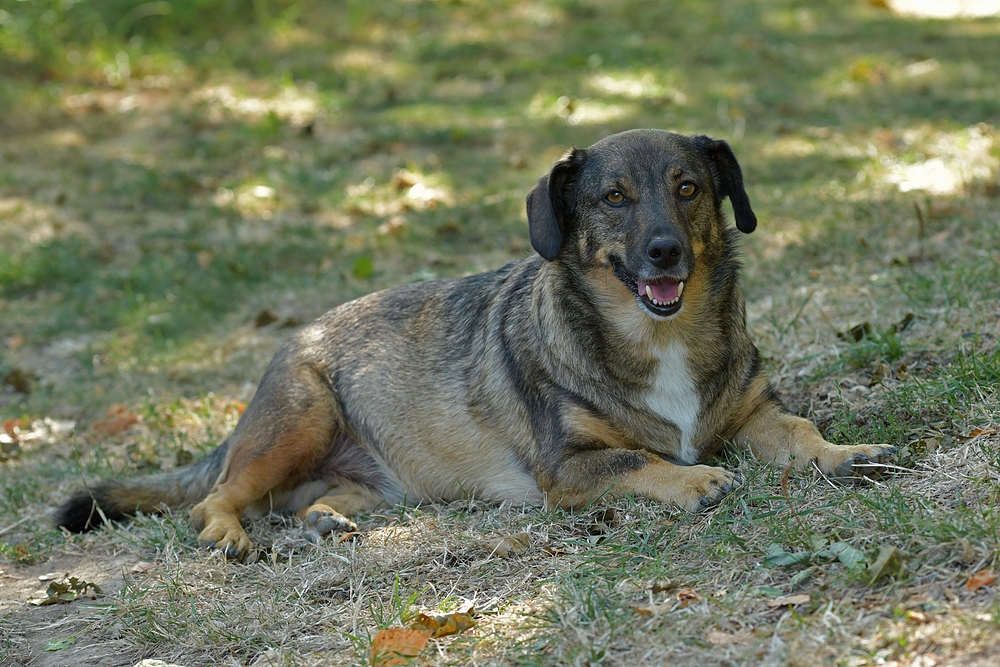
[790,566,816,588]
[766,593,811,607]
[254,309,280,328]
[587,507,620,534]
[676,588,701,606]
[410,610,475,638]
[130,561,156,574]
[914,437,940,454]
[371,628,430,666]
[815,541,867,570]
[2,418,22,441]
[633,602,671,617]
[868,545,907,584]
[541,544,570,556]
[763,543,812,568]
[890,313,915,334]
[44,636,76,651]
[838,322,873,342]
[91,405,140,439]
[871,361,892,382]
[965,569,996,592]
[651,581,678,594]
[965,426,998,439]
[483,532,529,558]
[28,575,102,606]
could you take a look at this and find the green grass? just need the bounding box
[2,0,1000,665]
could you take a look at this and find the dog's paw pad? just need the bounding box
[303,507,358,540]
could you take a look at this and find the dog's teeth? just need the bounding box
[645,285,653,300]
[677,281,685,297]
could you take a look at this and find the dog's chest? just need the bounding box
[645,341,701,464]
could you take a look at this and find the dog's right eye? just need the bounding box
[604,191,625,205]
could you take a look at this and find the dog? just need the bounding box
[58,130,895,560]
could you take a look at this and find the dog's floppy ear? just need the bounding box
[695,136,757,234]
[526,149,585,261]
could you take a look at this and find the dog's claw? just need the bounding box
[832,446,897,480]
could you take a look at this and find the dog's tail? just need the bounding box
[56,438,230,533]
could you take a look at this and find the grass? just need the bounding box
[2,0,1000,665]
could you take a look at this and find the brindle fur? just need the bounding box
[58,130,894,560]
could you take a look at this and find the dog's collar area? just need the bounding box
[611,261,685,318]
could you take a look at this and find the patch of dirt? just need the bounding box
[1,552,140,667]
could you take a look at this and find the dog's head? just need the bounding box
[526,130,756,320]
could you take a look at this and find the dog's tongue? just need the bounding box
[638,279,679,303]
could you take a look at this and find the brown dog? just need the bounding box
[58,130,894,559]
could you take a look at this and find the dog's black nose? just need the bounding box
[646,237,682,269]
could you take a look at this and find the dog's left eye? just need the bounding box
[678,182,698,198]
[604,191,625,205]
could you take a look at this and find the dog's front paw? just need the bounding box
[197,520,255,562]
[677,465,742,513]
[816,444,896,481]
[300,504,358,544]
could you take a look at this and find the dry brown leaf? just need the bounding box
[871,361,892,382]
[483,532,529,558]
[2,418,22,441]
[965,426,998,439]
[370,628,430,666]
[766,593,810,607]
[965,569,996,592]
[676,588,701,606]
[651,581,678,594]
[91,405,140,438]
[410,610,475,638]
[632,602,671,617]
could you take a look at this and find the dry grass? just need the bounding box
[2,0,1000,665]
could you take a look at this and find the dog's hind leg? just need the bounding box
[295,481,382,542]
[190,364,338,560]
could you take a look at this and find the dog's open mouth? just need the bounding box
[612,262,685,318]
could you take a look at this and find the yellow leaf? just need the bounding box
[410,610,476,638]
[370,628,430,666]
